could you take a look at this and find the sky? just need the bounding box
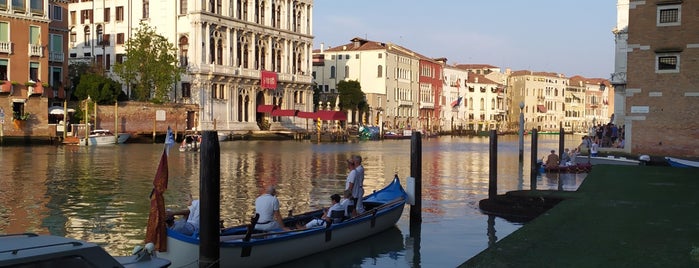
[312,0,617,79]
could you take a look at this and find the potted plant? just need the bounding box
[12,111,30,129]
[24,80,36,87]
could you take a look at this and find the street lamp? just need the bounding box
[518,101,524,162]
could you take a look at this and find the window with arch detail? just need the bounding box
[377,65,383,77]
[179,36,189,67]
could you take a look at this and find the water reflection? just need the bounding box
[0,135,585,267]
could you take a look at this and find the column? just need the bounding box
[249,33,256,70]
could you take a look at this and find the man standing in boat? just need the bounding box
[346,155,365,214]
[254,186,290,232]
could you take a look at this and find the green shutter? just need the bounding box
[0,59,7,66]
[30,62,39,68]
[30,26,40,44]
[0,22,8,42]
[51,34,62,51]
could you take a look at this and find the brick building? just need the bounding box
[625,0,699,157]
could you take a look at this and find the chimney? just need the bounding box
[475,77,479,83]
[320,42,324,53]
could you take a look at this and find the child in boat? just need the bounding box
[303,193,344,228]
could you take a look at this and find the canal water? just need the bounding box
[0,135,586,267]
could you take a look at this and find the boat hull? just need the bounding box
[158,178,407,267]
[575,155,640,166]
[665,157,699,168]
[79,133,130,145]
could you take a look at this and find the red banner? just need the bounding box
[261,71,278,90]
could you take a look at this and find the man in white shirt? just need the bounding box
[167,195,200,236]
[305,194,344,228]
[254,186,289,232]
[346,155,365,214]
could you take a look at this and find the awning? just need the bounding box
[297,111,316,119]
[316,110,347,121]
[271,109,298,117]
[537,105,547,113]
[49,106,76,115]
[256,105,275,113]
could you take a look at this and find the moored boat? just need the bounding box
[0,233,170,267]
[665,156,699,168]
[543,163,592,173]
[157,177,408,267]
[78,129,130,145]
[574,155,640,166]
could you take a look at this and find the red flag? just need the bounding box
[145,149,169,251]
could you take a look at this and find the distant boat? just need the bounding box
[665,157,699,168]
[179,134,201,152]
[79,129,130,145]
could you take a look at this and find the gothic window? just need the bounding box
[179,35,189,67]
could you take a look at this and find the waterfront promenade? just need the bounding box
[462,165,699,267]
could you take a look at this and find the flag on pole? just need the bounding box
[451,96,463,107]
[145,149,169,251]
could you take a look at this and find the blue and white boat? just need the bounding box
[157,177,408,268]
[665,156,699,168]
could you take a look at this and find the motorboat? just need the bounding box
[0,233,170,267]
[79,129,130,145]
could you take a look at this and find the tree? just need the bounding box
[337,80,368,123]
[74,73,125,104]
[113,22,182,104]
[337,80,365,110]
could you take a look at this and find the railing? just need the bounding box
[397,100,413,106]
[278,73,293,82]
[419,101,434,109]
[28,43,42,57]
[0,41,11,54]
[49,51,64,62]
[294,74,312,83]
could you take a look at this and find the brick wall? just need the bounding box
[626,0,699,157]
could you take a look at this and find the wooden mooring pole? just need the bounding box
[489,130,497,199]
[530,129,538,190]
[410,132,422,224]
[199,131,220,268]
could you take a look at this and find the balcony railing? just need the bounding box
[419,101,434,109]
[0,41,11,54]
[28,43,42,57]
[49,51,64,62]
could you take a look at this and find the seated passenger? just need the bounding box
[254,185,290,232]
[166,194,200,236]
[305,194,344,228]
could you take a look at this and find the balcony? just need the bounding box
[0,41,11,54]
[397,100,413,106]
[419,101,434,109]
[294,74,312,83]
[28,43,42,57]
[49,51,64,62]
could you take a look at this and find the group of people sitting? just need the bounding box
[166,155,366,235]
[544,147,582,168]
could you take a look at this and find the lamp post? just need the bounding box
[518,101,524,162]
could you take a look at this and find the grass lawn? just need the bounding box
[462,165,699,268]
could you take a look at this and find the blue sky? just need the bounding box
[313,0,617,79]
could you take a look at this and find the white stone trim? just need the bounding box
[649,92,662,97]
[626,116,646,121]
[626,88,642,96]
[640,45,650,50]
[687,44,699,49]
[630,1,645,9]
[685,92,699,97]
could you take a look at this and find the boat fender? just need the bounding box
[639,155,650,165]
[406,177,416,206]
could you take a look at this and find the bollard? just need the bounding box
[530,129,538,190]
[410,132,422,224]
[488,130,497,199]
[199,131,221,268]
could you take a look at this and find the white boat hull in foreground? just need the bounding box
[157,178,407,268]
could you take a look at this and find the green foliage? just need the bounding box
[74,73,124,104]
[112,22,182,104]
[13,111,31,121]
[337,80,367,112]
[68,61,100,101]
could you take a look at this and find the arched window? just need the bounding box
[491,98,495,110]
[96,25,103,44]
[84,26,91,46]
[377,65,382,77]
[480,98,485,111]
[330,66,335,78]
[179,35,189,67]
[469,98,473,110]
